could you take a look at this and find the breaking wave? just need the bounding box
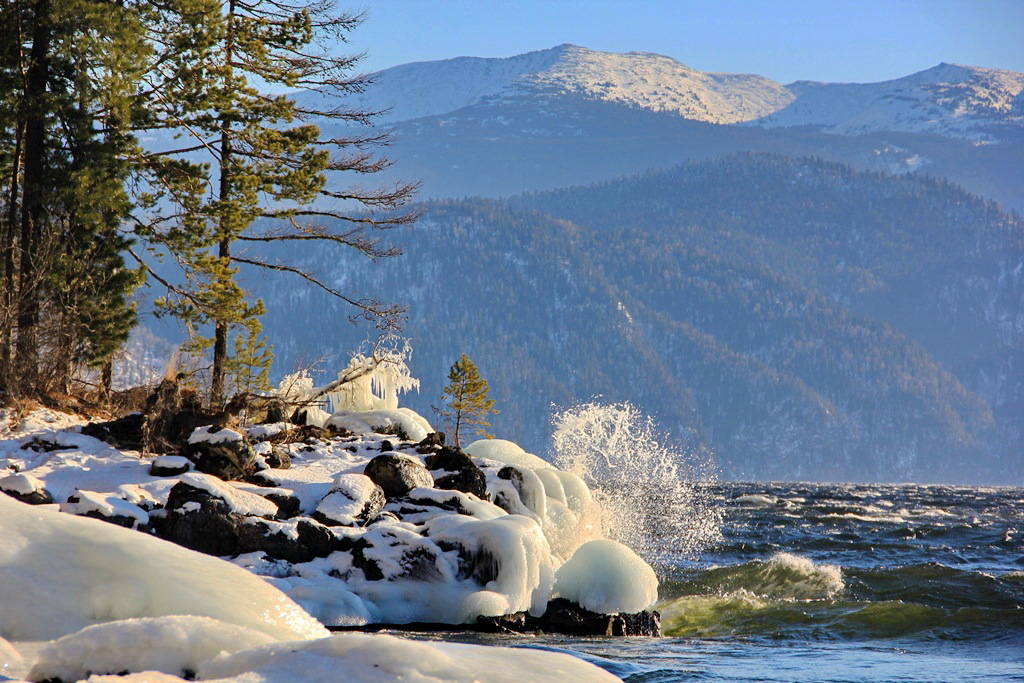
[550,401,722,569]
[659,555,1024,640]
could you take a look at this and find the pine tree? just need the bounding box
[441,354,497,448]
[129,1,417,406]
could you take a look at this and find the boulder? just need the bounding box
[363,454,433,498]
[180,426,257,481]
[149,455,191,477]
[81,413,145,450]
[476,599,661,636]
[0,472,52,505]
[415,431,446,454]
[535,598,661,637]
[264,446,291,469]
[312,474,386,527]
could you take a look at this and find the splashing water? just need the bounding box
[550,402,722,570]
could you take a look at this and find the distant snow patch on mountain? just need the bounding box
[510,45,793,124]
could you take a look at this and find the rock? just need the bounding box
[63,492,142,529]
[161,480,259,556]
[417,431,446,450]
[535,598,661,637]
[426,447,487,499]
[161,480,336,563]
[81,413,145,450]
[263,398,287,424]
[265,492,302,519]
[149,455,191,477]
[312,474,386,527]
[265,446,291,469]
[0,473,53,505]
[363,454,433,498]
[180,425,257,481]
[380,440,394,452]
[474,600,661,636]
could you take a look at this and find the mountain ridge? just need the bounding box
[328,44,1023,141]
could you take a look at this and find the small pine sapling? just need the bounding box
[441,354,498,448]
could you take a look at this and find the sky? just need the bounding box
[346,0,1024,84]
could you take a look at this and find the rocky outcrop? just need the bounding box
[426,447,487,499]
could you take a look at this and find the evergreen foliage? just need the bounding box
[441,354,497,448]
[0,0,414,404]
[0,0,146,396]
[128,0,417,405]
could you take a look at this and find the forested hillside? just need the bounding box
[252,154,1024,483]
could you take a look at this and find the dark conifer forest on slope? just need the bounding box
[250,153,1024,483]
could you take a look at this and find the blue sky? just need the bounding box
[347,0,1024,84]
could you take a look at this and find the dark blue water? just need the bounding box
[432,483,1024,681]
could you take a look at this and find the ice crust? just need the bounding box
[0,494,328,642]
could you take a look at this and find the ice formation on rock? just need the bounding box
[554,539,659,614]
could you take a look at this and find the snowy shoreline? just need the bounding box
[1,401,659,681]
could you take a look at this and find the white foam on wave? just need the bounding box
[755,553,844,599]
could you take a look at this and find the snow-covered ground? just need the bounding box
[0,405,653,681]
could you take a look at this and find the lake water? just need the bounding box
[423,482,1024,682]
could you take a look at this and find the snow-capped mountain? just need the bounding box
[755,63,1024,140]
[324,45,1023,141]
[326,44,793,125]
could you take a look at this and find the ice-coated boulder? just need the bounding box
[313,473,386,526]
[554,539,658,615]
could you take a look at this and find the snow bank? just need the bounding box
[0,472,45,496]
[0,495,327,641]
[553,539,658,614]
[0,635,23,677]
[326,408,432,443]
[61,490,150,526]
[27,616,276,682]
[196,633,619,682]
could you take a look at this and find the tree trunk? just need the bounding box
[15,0,52,396]
[100,356,112,400]
[1,121,23,393]
[209,0,236,408]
